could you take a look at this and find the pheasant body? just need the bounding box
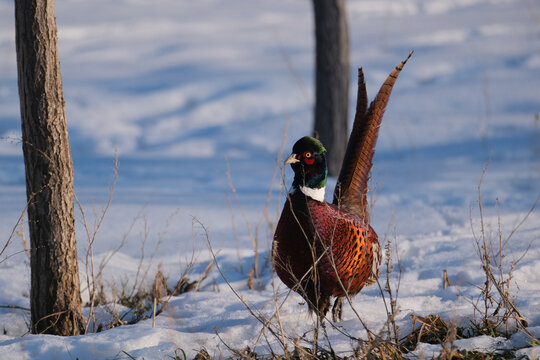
[274,192,380,307]
[272,53,411,321]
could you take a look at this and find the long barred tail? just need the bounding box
[334,51,413,221]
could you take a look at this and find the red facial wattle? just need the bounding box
[299,151,315,165]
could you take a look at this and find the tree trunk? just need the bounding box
[14,0,84,335]
[312,0,350,176]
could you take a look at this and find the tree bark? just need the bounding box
[14,0,84,335]
[312,0,350,176]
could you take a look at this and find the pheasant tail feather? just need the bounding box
[334,51,413,221]
[333,67,368,205]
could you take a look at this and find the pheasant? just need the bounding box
[272,53,412,322]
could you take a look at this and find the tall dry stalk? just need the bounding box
[224,119,290,288]
[225,157,260,282]
[75,156,118,333]
[1,191,42,264]
[470,161,539,342]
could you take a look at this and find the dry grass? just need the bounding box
[0,189,43,264]
[469,161,538,342]
[76,155,118,333]
[68,156,216,333]
[3,131,539,359]
[200,145,411,359]
[223,118,290,291]
[401,314,461,353]
[94,155,538,360]
[195,156,540,360]
[3,165,537,359]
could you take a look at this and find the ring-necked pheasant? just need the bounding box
[272,53,412,322]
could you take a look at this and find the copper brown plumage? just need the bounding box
[272,52,412,321]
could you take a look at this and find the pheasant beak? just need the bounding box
[284,153,300,165]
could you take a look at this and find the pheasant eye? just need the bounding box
[302,151,315,165]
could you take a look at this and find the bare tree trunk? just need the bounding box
[312,0,350,176]
[14,0,84,335]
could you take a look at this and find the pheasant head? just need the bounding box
[285,136,327,202]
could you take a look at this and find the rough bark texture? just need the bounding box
[14,0,84,335]
[312,0,350,176]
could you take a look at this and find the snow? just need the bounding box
[1,0,540,358]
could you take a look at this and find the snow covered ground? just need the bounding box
[1,0,540,358]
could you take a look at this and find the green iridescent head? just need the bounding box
[285,136,327,189]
